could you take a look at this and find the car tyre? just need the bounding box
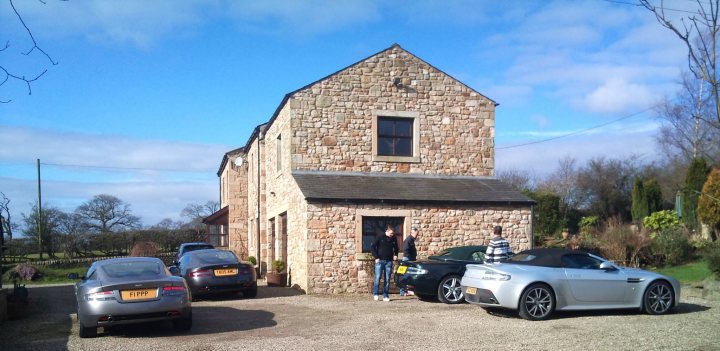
[173,311,193,331]
[518,283,555,321]
[643,280,674,315]
[78,323,97,338]
[244,286,258,298]
[437,274,464,304]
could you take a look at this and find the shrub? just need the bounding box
[649,228,693,266]
[130,241,160,257]
[13,263,40,281]
[703,241,720,275]
[247,256,257,265]
[579,216,600,236]
[271,259,286,273]
[643,210,681,237]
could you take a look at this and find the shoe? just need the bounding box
[383,297,390,302]
[373,295,379,301]
[399,291,406,296]
[407,291,415,296]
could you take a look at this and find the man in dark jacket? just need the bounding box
[400,227,420,296]
[371,224,398,301]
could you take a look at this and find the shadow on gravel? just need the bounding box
[101,306,276,338]
[192,285,304,302]
[480,301,711,320]
[0,284,74,351]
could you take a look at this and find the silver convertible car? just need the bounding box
[461,248,681,320]
[69,257,192,338]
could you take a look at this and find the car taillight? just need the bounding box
[86,290,114,301]
[189,269,212,278]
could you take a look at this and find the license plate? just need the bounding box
[465,287,477,295]
[121,289,157,301]
[396,266,407,274]
[214,268,238,276]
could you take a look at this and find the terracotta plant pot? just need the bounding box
[266,273,288,287]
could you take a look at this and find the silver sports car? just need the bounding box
[461,248,681,320]
[69,257,192,338]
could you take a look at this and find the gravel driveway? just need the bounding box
[1,283,719,351]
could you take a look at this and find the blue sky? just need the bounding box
[0,0,693,228]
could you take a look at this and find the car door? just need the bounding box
[562,254,627,304]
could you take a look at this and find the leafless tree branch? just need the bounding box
[0,0,60,103]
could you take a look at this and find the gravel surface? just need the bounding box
[1,283,719,351]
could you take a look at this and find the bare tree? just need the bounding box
[655,72,720,164]
[1,0,60,103]
[496,168,535,192]
[641,0,720,129]
[0,192,14,241]
[574,156,643,221]
[76,194,141,234]
[180,200,220,240]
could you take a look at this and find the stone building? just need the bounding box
[205,44,534,294]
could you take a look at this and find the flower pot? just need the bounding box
[266,273,287,287]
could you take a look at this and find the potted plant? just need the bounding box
[266,259,287,287]
[247,256,260,277]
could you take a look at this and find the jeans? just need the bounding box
[373,259,394,298]
[399,257,409,296]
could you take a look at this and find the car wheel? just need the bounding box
[173,311,193,331]
[643,280,674,315]
[244,286,258,298]
[518,283,555,321]
[437,275,464,304]
[78,323,97,338]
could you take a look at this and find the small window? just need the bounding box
[361,216,404,253]
[377,117,413,157]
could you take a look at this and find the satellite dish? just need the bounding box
[233,156,244,167]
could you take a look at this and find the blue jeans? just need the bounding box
[399,257,409,296]
[373,259,394,298]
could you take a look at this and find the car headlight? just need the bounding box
[405,267,428,275]
[482,271,511,281]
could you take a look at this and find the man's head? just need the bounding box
[493,226,503,236]
[411,227,420,237]
[385,225,394,237]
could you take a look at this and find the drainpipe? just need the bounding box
[530,204,535,249]
[256,130,264,276]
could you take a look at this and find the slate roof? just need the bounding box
[292,171,534,205]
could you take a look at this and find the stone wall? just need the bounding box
[286,45,495,176]
[219,151,249,258]
[246,137,268,275]
[304,202,532,294]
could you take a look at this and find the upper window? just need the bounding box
[276,134,282,171]
[372,111,420,162]
[377,117,413,157]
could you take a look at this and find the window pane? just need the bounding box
[395,120,412,137]
[395,139,412,156]
[378,119,395,136]
[378,137,393,155]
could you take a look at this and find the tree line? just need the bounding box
[0,193,219,259]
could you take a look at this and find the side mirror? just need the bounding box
[599,261,617,271]
[168,266,181,276]
[67,273,80,280]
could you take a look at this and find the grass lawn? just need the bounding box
[1,262,90,286]
[650,259,715,285]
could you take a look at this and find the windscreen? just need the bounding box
[193,250,238,265]
[101,261,163,278]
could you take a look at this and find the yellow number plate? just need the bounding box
[121,289,157,301]
[465,287,477,295]
[214,268,238,276]
[396,266,407,274]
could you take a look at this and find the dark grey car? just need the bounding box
[69,257,192,338]
[172,249,257,299]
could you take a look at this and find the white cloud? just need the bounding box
[496,125,660,176]
[580,77,656,114]
[0,126,230,228]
